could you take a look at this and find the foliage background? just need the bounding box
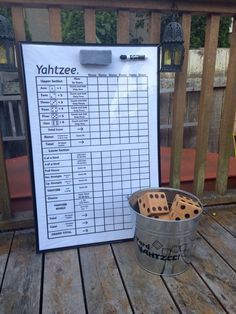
[61,10,232,48]
[61,10,117,44]
[0,8,232,48]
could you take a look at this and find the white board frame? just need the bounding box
[20,43,161,252]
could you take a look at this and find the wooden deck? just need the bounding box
[0,207,236,314]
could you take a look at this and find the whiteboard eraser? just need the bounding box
[80,50,112,65]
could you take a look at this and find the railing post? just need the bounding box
[84,9,96,43]
[49,8,62,42]
[11,6,26,41]
[117,10,130,43]
[149,12,161,43]
[169,14,191,188]
[193,14,220,196]
[215,18,236,194]
[0,133,11,220]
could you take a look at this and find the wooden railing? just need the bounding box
[1,0,236,230]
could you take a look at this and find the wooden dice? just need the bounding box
[138,191,202,221]
[152,213,171,220]
[170,194,202,221]
[138,191,169,217]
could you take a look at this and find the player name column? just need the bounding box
[37,76,76,238]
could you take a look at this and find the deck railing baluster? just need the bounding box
[170,14,191,189]
[149,12,161,43]
[117,10,130,44]
[84,9,96,43]
[193,14,220,196]
[11,7,26,41]
[49,8,62,42]
[216,18,236,195]
[0,134,11,220]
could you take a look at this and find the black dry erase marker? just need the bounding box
[120,55,146,60]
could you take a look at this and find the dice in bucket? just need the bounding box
[138,191,202,220]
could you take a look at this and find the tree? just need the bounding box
[190,16,231,48]
[96,11,117,44]
[61,10,117,44]
[61,10,84,43]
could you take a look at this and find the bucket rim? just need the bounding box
[129,187,204,223]
[133,209,202,223]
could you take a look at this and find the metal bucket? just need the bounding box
[129,187,203,276]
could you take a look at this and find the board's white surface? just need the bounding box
[21,44,159,251]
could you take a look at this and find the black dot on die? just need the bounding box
[181,205,186,210]
[139,199,142,203]
[152,207,156,211]
[155,194,159,198]
[194,209,199,215]
[158,206,162,211]
[143,203,146,208]
[164,206,168,211]
[185,213,190,219]
[147,208,150,213]
[161,194,165,198]
[150,194,154,198]
[175,217,181,221]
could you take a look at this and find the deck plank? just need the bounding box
[207,207,236,237]
[112,241,179,313]
[42,249,86,314]
[80,244,132,314]
[0,232,13,284]
[0,230,42,314]
[163,267,225,313]
[192,234,236,313]
[0,218,235,313]
[198,214,236,270]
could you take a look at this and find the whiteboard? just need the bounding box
[20,43,160,252]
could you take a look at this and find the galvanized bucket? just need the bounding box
[129,187,203,276]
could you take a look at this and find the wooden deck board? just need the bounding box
[112,241,179,313]
[0,232,13,284]
[207,206,236,237]
[163,267,225,313]
[79,244,133,314]
[198,214,236,271]
[0,209,236,313]
[192,234,236,313]
[0,230,42,314]
[42,249,86,314]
